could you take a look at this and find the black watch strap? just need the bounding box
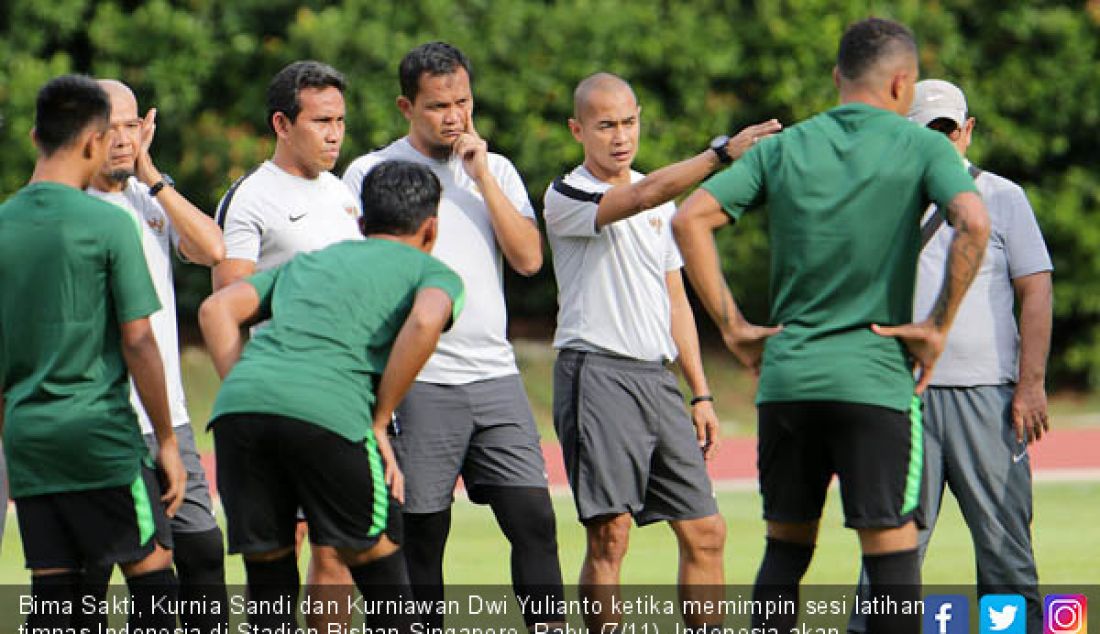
[149,174,175,197]
[709,135,732,165]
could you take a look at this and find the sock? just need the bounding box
[126,567,178,630]
[27,571,80,629]
[244,555,300,631]
[350,551,416,632]
[70,565,111,631]
[862,548,920,634]
[403,509,451,629]
[751,538,814,632]
[175,528,229,633]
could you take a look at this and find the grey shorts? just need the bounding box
[553,349,718,526]
[393,375,549,514]
[143,423,219,534]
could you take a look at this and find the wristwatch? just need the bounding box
[709,135,733,165]
[148,173,175,197]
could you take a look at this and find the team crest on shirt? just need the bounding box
[345,205,358,218]
[648,214,663,234]
[145,215,166,236]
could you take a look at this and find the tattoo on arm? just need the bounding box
[931,198,986,327]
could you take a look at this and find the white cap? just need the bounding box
[908,79,967,127]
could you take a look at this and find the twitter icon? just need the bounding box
[981,594,1027,634]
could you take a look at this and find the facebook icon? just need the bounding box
[924,595,969,634]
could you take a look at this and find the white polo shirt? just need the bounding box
[216,160,362,273]
[543,166,682,363]
[88,178,189,433]
[343,138,536,385]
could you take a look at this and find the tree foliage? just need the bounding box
[1,0,1098,386]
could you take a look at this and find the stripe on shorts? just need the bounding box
[363,434,389,537]
[901,395,923,515]
[130,471,155,545]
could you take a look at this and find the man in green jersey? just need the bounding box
[200,160,464,632]
[673,18,991,634]
[0,74,186,631]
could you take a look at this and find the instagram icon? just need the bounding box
[1045,595,1087,634]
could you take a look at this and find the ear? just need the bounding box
[832,66,842,89]
[568,117,583,142]
[397,95,414,122]
[271,112,291,138]
[420,216,439,252]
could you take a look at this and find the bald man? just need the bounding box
[673,18,990,634]
[80,79,228,633]
[543,72,779,632]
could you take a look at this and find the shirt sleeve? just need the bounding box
[922,132,979,217]
[245,266,282,318]
[419,257,467,329]
[700,144,767,222]
[105,209,162,323]
[495,157,536,220]
[217,186,266,263]
[542,182,600,238]
[994,181,1054,279]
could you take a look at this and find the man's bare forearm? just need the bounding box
[667,271,710,397]
[1015,272,1053,387]
[598,152,719,229]
[928,192,991,331]
[121,319,175,445]
[672,190,743,336]
[476,173,542,276]
[373,289,453,430]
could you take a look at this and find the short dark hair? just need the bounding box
[837,18,917,83]
[399,42,473,102]
[358,161,442,236]
[266,60,346,132]
[34,75,111,157]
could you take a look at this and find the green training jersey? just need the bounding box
[0,182,161,498]
[211,238,465,441]
[702,103,978,412]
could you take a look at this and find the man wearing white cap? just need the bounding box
[850,78,1052,634]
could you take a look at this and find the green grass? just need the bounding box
[1,480,1096,585]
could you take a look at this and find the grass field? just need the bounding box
[5,341,1084,590]
[1,479,1096,586]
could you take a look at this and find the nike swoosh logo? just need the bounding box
[1013,451,1028,464]
[289,212,308,222]
[926,94,945,101]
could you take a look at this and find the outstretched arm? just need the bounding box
[872,191,991,392]
[371,288,455,503]
[672,189,781,374]
[595,119,781,229]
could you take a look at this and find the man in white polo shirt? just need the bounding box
[81,79,227,634]
[212,60,361,631]
[544,72,780,632]
[343,41,563,631]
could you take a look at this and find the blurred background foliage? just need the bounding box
[2,0,1098,387]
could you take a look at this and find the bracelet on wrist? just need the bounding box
[690,395,714,406]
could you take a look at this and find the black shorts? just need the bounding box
[757,399,923,529]
[212,413,401,555]
[16,465,173,570]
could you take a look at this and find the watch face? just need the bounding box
[162,174,175,187]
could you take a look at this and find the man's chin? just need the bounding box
[107,168,134,183]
